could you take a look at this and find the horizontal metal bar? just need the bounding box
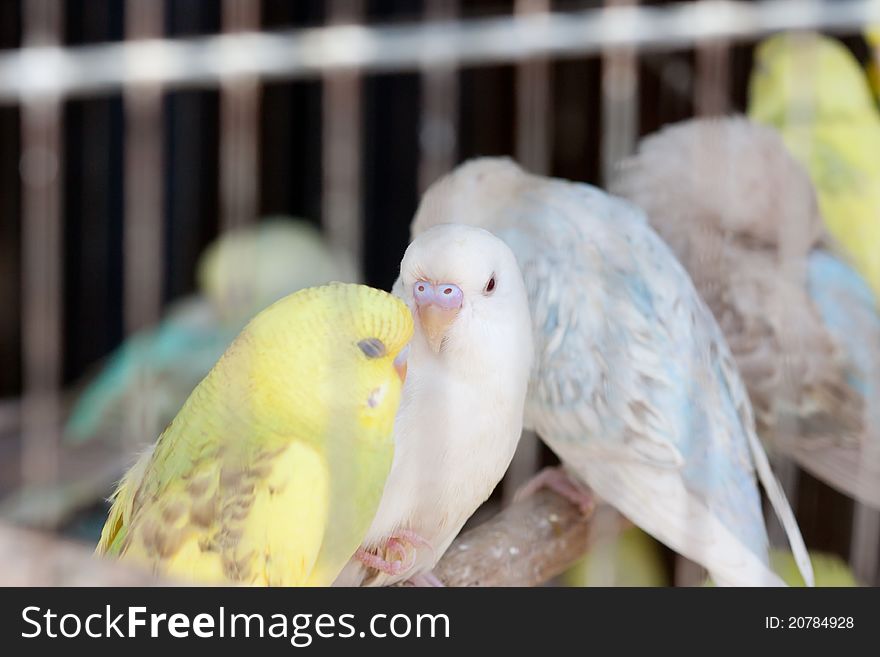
[0,0,878,102]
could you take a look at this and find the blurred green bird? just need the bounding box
[769,550,858,587]
[866,26,880,104]
[562,525,669,588]
[65,218,357,447]
[703,550,857,587]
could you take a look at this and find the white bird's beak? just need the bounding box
[413,281,463,354]
[418,305,460,353]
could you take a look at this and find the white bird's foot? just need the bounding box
[355,547,411,576]
[356,529,433,577]
[390,528,435,561]
[406,571,446,587]
[514,466,595,515]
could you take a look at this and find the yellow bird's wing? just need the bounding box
[159,440,331,586]
[101,425,334,586]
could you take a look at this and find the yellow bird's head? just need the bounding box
[232,282,413,447]
[749,33,876,125]
[196,220,358,323]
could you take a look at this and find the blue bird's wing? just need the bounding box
[808,250,880,399]
[65,298,237,444]
[493,179,809,585]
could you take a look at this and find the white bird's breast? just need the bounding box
[362,360,525,560]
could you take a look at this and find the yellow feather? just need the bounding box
[255,443,329,586]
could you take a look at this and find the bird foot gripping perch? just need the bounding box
[355,529,439,582]
[514,466,595,516]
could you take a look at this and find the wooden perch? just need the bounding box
[433,489,593,586]
[0,489,592,587]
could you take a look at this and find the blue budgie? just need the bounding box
[412,157,813,586]
[66,218,357,446]
[613,117,880,509]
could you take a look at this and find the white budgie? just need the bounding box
[335,224,534,586]
[410,159,813,587]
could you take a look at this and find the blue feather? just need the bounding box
[807,250,880,398]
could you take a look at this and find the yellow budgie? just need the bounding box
[97,283,413,586]
[748,33,880,300]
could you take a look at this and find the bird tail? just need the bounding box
[746,428,815,586]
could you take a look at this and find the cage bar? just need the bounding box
[322,0,364,274]
[19,0,63,503]
[1,1,879,102]
[220,0,261,234]
[418,0,459,194]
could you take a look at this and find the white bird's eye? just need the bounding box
[484,276,496,295]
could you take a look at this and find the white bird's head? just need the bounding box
[612,116,824,255]
[410,157,527,237]
[397,224,532,369]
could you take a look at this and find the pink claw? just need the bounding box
[385,537,417,571]
[391,529,435,560]
[514,466,595,515]
[355,547,408,576]
[356,529,433,577]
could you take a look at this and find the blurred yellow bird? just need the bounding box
[704,549,857,587]
[97,283,413,586]
[769,549,857,587]
[562,526,669,588]
[748,33,880,301]
[866,26,880,102]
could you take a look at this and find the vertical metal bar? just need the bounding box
[600,0,639,185]
[220,0,261,234]
[418,0,459,194]
[515,0,552,175]
[853,286,880,584]
[503,0,552,506]
[20,0,63,497]
[323,0,364,275]
[122,0,164,447]
[694,38,730,117]
[851,504,880,584]
[123,0,164,334]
